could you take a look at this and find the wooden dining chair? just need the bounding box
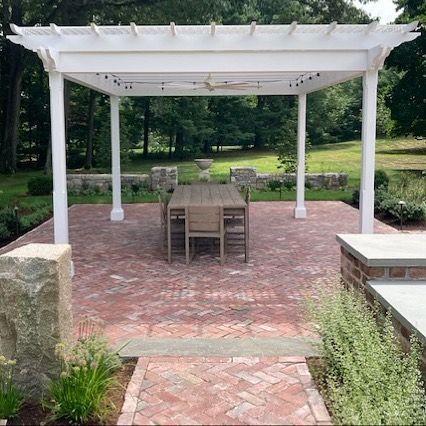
[225,187,250,262]
[185,206,225,265]
[159,193,184,254]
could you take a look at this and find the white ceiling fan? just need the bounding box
[162,73,262,91]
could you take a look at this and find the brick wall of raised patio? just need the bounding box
[230,166,348,190]
[337,234,426,367]
[340,246,426,291]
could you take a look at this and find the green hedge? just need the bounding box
[310,286,426,425]
[0,203,52,243]
[27,175,53,196]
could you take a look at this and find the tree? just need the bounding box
[386,0,425,136]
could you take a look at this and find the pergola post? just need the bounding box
[110,95,124,221]
[49,71,69,244]
[359,69,378,233]
[294,93,307,219]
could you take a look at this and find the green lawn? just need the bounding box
[0,137,424,208]
[125,137,425,186]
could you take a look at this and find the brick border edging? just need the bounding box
[117,356,332,426]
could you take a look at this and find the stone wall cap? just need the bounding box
[367,280,426,344]
[337,234,426,267]
[0,243,71,261]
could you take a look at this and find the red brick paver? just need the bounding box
[0,201,394,343]
[118,356,331,425]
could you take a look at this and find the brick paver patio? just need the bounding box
[0,201,393,343]
[118,356,331,425]
[0,201,395,425]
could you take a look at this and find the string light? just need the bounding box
[103,72,322,91]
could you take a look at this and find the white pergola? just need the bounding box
[8,22,419,244]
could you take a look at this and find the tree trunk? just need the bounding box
[142,98,150,158]
[84,90,97,169]
[253,95,266,150]
[44,136,52,174]
[175,130,184,159]
[168,132,174,159]
[0,1,25,174]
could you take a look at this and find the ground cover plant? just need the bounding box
[309,285,426,425]
[0,356,24,420]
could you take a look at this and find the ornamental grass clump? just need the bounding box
[310,286,426,425]
[0,356,24,419]
[46,317,121,424]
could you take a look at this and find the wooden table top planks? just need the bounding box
[168,184,247,210]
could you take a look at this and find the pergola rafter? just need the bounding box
[7,22,420,245]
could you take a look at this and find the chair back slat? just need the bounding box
[188,206,221,233]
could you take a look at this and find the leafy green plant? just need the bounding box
[0,356,24,419]
[27,175,53,196]
[352,169,390,206]
[309,286,426,425]
[375,172,426,222]
[267,180,282,192]
[45,318,121,424]
[0,208,19,241]
[374,169,389,190]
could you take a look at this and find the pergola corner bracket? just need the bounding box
[37,47,58,71]
[368,44,392,70]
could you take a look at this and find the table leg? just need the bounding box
[167,208,172,263]
[244,207,249,262]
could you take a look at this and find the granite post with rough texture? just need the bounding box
[0,243,73,397]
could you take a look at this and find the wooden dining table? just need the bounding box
[167,184,248,263]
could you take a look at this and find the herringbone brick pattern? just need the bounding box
[118,356,332,425]
[0,201,394,343]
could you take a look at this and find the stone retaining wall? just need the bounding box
[230,167,348,190]
[67,167,177,193]
[151,166,178,191]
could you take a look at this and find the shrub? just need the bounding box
[27,176,53,196]
[309,286,426,425]
[0,356,24,419]
[0,208,20,241]
[351,169,390,206]
[267,180,282,192]
[374,169,389,190]
[45,319,121,424]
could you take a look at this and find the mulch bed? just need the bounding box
[7,359,136,426]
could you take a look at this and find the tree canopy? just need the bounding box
[0,0,422,174]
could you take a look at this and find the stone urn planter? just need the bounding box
[194,159,213,181]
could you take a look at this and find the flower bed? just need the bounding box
[308,284,426,425]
